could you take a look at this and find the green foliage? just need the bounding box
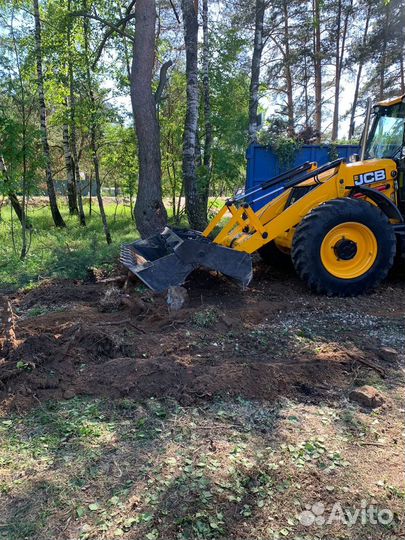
[0,201,137,291]
[258,131,303,170]
[258,114,302,169]
[271,136,302,169]
[0,0,403,286]
[101,124,138,198]
[209,28,250,193]
[283,438,350,469]
[159,70,187,220]
[16,360,32,371]
[0,8,42,197]
[328,143,340,161]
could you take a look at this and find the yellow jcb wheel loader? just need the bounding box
[121,94,405,296]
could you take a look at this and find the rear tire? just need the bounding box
[291,198,396,296]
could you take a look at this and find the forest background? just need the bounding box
[0,0,404,289]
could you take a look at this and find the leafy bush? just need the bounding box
[258,131,302,169]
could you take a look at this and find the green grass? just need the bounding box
[0,200,138,291]
[0,196,226,291]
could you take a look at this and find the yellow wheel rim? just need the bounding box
[320,222,378,279]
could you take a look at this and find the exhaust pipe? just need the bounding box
[360,98,372,161]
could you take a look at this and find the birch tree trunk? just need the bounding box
[67,0,86,225]
[33,0,66,228]
[82,0,111,244]
[131,0,167,237]
[201,0,212,218]
[181,0,206,230]
[63,120,78,215]
[117,4,132,83]
[68,73,86,226]
[248,0,265,143]
[312,0,322,142]
[91,129,112,244]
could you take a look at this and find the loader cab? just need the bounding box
[365,96,405,215]
[366,98,405,161]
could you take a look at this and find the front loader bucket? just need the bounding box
[120,227,252,292]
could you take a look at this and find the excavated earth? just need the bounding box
[1,261,404,413]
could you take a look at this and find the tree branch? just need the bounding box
[124,0,137,17]
[169,0,181,23]
[93,10,135,68]
[92,2,137,67]
[154,59,173,104]
[71,11,135,43]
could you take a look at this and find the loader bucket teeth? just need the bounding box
[120,227,253,292]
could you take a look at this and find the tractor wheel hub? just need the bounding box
[334,238,357,260]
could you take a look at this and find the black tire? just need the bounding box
[291,198,396,296]
[258,241,293,271]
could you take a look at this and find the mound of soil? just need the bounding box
[1,265,404,411]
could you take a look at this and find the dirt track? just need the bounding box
[1,262,404,411]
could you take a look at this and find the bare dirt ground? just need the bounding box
[0,262,404,539]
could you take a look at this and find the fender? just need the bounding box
[350,186,404,222]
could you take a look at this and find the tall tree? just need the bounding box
[378,2,390,100]
[282,0,294,136]
[348,0,372,140]
[0,7,37,236]
[360,0,404,100]
[62,118,77,215]
[33,0,65,227]
[66,0,86,225]
[312,0,322,141]
[248,0,266,142]
[400,1,405,93]
[331,0,352,141]
[201,0,212,219]
[132,0,167,237]
[181,0,206,230]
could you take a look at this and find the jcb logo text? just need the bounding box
[354,169,386,186]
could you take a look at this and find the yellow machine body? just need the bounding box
[122,94,404,296]
[202,158,398,255]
